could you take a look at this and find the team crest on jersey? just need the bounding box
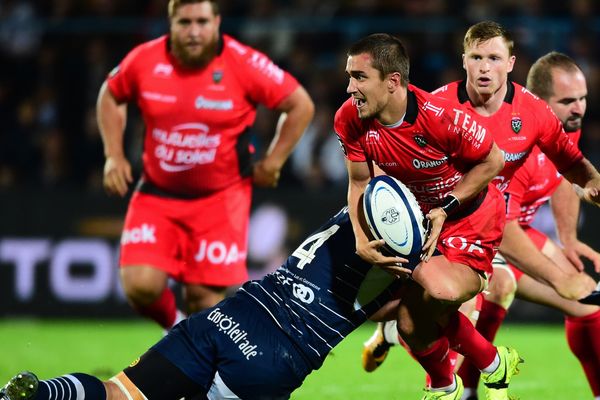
[212,70,223,83]
[413,135,427,147]
[511,116,522,133]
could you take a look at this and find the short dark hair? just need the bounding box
[168,0,219,18]
[463,21,514,56]
[348,33,410,86]
[527,51,581,101]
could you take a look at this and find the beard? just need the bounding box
[170,36,218,69]
[563,116,582,132]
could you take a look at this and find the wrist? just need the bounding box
[441,194,461,216]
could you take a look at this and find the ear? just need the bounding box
[388,72,402,91]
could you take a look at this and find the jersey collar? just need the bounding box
[457,79,516,104]
[404,88,418,125]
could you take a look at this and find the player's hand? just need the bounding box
[421,207,446,262]
[356,239,410,274]
[553,271,597,300]
[253,159,281,188]
[103,155,133,197]
[562,240,600,273]
[574,181,600,206]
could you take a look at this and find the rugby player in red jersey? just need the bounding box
[96,0,314,330]
[335,33,521,400]
[361,22,600,399]
[455,52,600,400]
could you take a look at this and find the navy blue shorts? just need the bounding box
[152,294,313,399]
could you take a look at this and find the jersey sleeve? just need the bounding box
[504,157,531,221]
[333,100,367,162]
[105,45,142,103]
[234,45,299,109]
[535,103,583,173]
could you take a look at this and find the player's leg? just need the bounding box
[516,273,600,397]
[458,255,518,399]
[119,192,186,329]
[181,180,251,314]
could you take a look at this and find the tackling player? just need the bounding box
[97,0,314,330]
[0,208,407,400]
[335,33,520,400]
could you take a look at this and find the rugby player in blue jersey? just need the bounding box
[1,208,405,400]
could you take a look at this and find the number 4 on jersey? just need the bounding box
[291,225,340,269]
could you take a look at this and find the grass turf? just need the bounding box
[0,320,592,399]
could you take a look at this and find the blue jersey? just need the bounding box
[239,208,402,369]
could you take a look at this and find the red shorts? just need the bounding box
[438,184,506,274]
[119,179,251,286]
[505,225,548,282]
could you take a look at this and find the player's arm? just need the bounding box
[552,178,600,273]
[346,159,407,269]
[253,86,315,188]
[500,219,596,300]
[96,81,132,197]
[422,142,504,261]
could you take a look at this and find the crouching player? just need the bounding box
[1,208,409,400]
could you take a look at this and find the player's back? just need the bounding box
[240,208,401,369]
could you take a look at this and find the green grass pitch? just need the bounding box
[0,320,592,399]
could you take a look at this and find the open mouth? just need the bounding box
[478,77,492,86]
[354,98,366,108]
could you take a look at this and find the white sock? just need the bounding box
[461,387,477,399]
[431,375,456,393]
[382,320,401,345]
[481,352,500,373]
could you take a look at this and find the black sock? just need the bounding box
[34,373,106,400]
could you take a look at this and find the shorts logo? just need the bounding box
[194,240,246,265]
[121,224,157,245]
[207,308,259,360]
[511,116,522,133]
[442,237,484,254]
[292,283,315,304]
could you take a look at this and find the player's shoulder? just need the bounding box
[334,97,361,126]
[409,84,456,120]
[511,81,547,110]
[126,35,168,60]
[221,34,287,84]
[431,80,460,98]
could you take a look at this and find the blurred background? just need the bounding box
[1,0,599,321]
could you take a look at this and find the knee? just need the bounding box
[424,282,477,304]
[486,272,517,307]
[120,271,166,306]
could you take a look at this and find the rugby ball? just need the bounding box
[363,175,426,268]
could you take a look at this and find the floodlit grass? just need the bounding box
[0,320,592,399]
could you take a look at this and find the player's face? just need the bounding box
[170,2,221,68]
[547,68,587,132]
[462,36,515,98]
[346,53,390,120]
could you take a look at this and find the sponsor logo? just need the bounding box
[153,63,173,76]
[152,124,221,171]
[141,91,176,103]
[442,237,484,254]
[207,308,260,360]
[195,96,233,110]
[511,116,522,133]
[502,150,528,163]
[414,135,427,147]
[422,101,444,117]
[194,240,245,265]
[248,52,284,84]
[412,157,447,170]
[292,283,315,304]
[121,224,156,245]
[450,109,486,148]
[381,208,400,225]
[366,130,380,144]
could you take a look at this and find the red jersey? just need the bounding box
[433,81,583,193]
[506,130,582,224]
[334,84,495,213]
[107,34,299,196]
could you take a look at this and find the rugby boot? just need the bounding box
[0,372,38,400]
[362,322,392,372]
[481,346,523,400]
[421,374,464,400]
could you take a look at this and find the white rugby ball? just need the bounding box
[363,175,426,267]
